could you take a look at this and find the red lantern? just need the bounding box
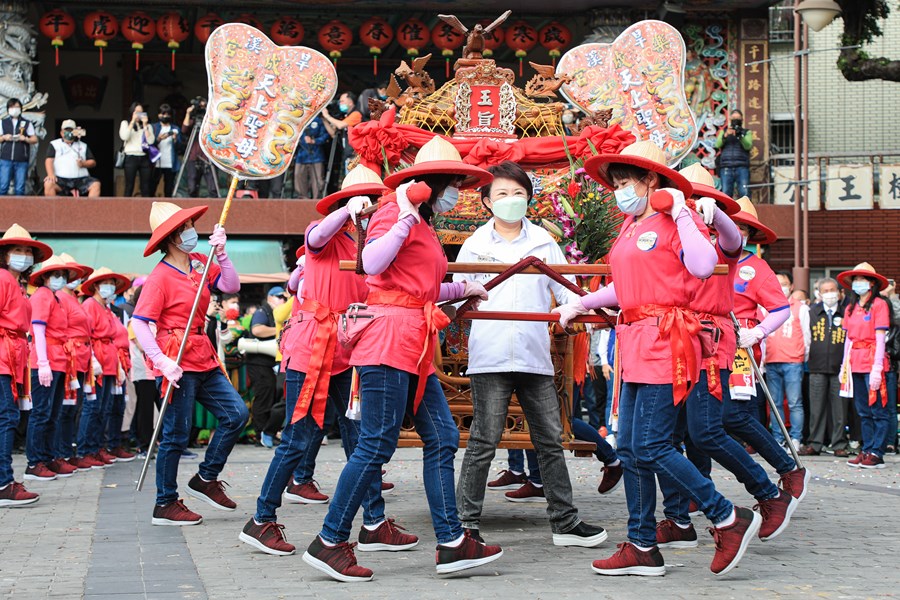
[271,16,304,46]
[122,12,156,70]
[83,11,118,67]
[234,14,263,31]
[396,18,429,57]
[431,22,465,78]
[359,17,393,76]
[539,21,572,67]
[195,13,223,45]
[157,13,190,71]
[39,9,75,67]
[317,20,352,65]
[505,21,538,77]
[479,19,504,58]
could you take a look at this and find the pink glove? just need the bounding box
[869,368,883,391]
[208,225,227,256]
[38,359,52,387]
[153,355,183,388]
[552,298,589,328]
[396,181,422,223]
[738,326,765,349]
[462,280,488,309]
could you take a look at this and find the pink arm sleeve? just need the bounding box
[676,210,717,279]
[361,215,418,276]
[873,331,886,371]
[712,208,742,255]
[757,307,790,336]
[307,207,350,251]
[287,266,303,295]
[215,254,240,293]
[580,283,618,310]
[439,282,466,302]
[32,323,48,363]
[132,318,163,363]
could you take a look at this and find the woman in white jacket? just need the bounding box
[119,102,154,197]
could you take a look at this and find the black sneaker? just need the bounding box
[435,531,503,574]
[552,521,608,547]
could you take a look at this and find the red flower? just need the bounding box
[567,180,581,198]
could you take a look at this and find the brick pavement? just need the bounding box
[2,446,899,599]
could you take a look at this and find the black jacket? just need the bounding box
[807,301,847,374]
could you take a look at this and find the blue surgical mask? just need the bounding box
[614,185,648,215]
[852,281,871,296]
[339,103,350,114]
[98,283,117,299]
[66,278,81,290]
[48,275,67,291]
[491,195,528,223]
[435,186,460,213]
[7,253,33,272]
[177,227,199,253]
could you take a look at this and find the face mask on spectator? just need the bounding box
[339,103,350,113]
[562,113,575,124]
[160,115,171,123]
[7,252,33,272]
[98,283,116,299]
[781,285,791,297]
[8,107,20,118]
[177,227,199,252]
[822,292,839,307]
[491,195,528,223]
[852,281,871,296]
[63,130,74,141]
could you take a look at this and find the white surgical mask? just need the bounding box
[67,278,81,290]
[435,187,460,213]
[98,283,116,299]
[614,185,648,216]
[821,292,839,307]
[741,235,750,248]
[177,227,199,252]
[781,285,791,297]
[7,253,33,272]
[562,113,575,124]
[491,195,528,223]
[8,107,21,118]
[48,275,67,291]
[852,281,871,296]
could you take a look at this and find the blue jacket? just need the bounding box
[151,122,184,171]
[294,117,330,165]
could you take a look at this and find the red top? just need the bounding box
[732,253,788,322]
[688,242,740,369]
[844,296,890,373]
[82,296,120,375]
[58,291,93,372]
[133,254,222,373]
[29,286,69,371]
[351,200,447,374]
[0,268,31,384]
[764,299,807,364]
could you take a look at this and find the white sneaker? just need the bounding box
[605,434,616,448]
[791,439,801,452]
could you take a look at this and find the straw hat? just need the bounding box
[143,201,209,257]
[730,196,777,245]
[29,255,82,286]
[58,252,94,279]
[0,223,52,263]
[678,163,739,215]
[382,136,493,191]
[316,165,388,215]
[80,266,131,297]
[837,262,888,292]
[583,140,693,199]
[295,245,305,259]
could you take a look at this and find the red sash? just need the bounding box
[48,336,79,400]
[0,327,25,400]
[290,299,339,427]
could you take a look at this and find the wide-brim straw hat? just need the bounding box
[295,245,306,259]
[837,262,888,292]
[730,196,777,245]
[383,136,493,191]
[316,165,388,215]
[144,202,209,257]
[80,266,131,297]
[0,223,52,263]
[678,163,740,215]
[29,255,82,286]
[59,252,94,279]
[584,140,694,199]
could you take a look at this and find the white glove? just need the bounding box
[209,225,227,256]
[462,280,489,309]
[38,360,52,387]
[153,355,183,388]
[296,254,306,268]
[346,195,372,225]
[870,367,883,391]
[552,298,590,329]
[695,196,717,226]
[396,180,422,224]
[663,188,687,219]
[738,326,765,349]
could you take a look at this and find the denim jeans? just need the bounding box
[765,362,805,444]
[719,166,749,200]
[0,375,19,486]
[509,420,618,487]
[56,372,84,458]
[77,375,113,456]
[661,371,779,524]
[885,370,898,449]
[0,158,28,195]
[26,370,65,465]
[507,449,541,484]
[853,373,890,457]
[618,382,733,547]
[457,372,580,533]
[256,368,385,524]
[723,388,796,475]
[105,390,125,450]
[320,367,461,544]
[155,369,249,506]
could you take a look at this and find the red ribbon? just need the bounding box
[0,327,24,400]
[290,299,339,427]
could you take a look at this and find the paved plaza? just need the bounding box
[1,443,898,599]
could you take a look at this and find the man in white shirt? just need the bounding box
[454,161,615,548]
[44,119,100,197]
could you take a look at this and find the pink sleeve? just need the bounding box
[757,306,791,336]
[580,283,618,310]
[32,322,48,363]
[307,208,350,251]
[712,208,742,255]
[132,318,163,363]
[215,253,240,293]
[287,266,303,294]
[439,282,466,302]
[873,330,886,371]
[675,210,717,279]
[361,215,417,276]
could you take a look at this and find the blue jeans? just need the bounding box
[0,375,19,486]
[723,387,796,475]
[0,158,28,196]
[26,370,65,465]
[507,449,541,484]
[256,368,385,524]
[320,367,462,544]
[104,390,125,450]
[885,370,898,449]
[765,362,804,444]
[719,166,749,200]
[661,371,779,524]
[77,375,114,456]
[291,393,338,484]
[618,382,733,547]
[56,372,84,458]
[155,369,249,506]
[853,373,890,457]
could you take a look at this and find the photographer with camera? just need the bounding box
[0,98,37,196]
[181,97,219,198]
[119,102,155,197]
[715,109,753,200]
[44,119,100,197]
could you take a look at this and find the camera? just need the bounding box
[190,96,207,119]
[72,127,86,138]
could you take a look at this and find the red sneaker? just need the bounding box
[111,447,136,462]
[598,462,623,495]
[505,481,546,503]
[48,458,77,478]
[778,467,811,502]
[358,518,419,552]
[744,445,757,455]
[74,455,106,470]
[435,530,503,574]
[303,537,374,582]
[284,480,329,504]
[239,518,296,556]
[187,473,237,511]
[97,449,118,464]
[756,490,798,541]
[24,463,57,481]
[708,506,762,575]
[860,453,886,469]
[381,481,395,494]
[689,499,702,516]
[591,542,665,576]
[656,519,698,549]
[487,469,527,490]
[152,499,203,526]
[847,452,867,467]
[0,481,40,507]
[598,426,609,438]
